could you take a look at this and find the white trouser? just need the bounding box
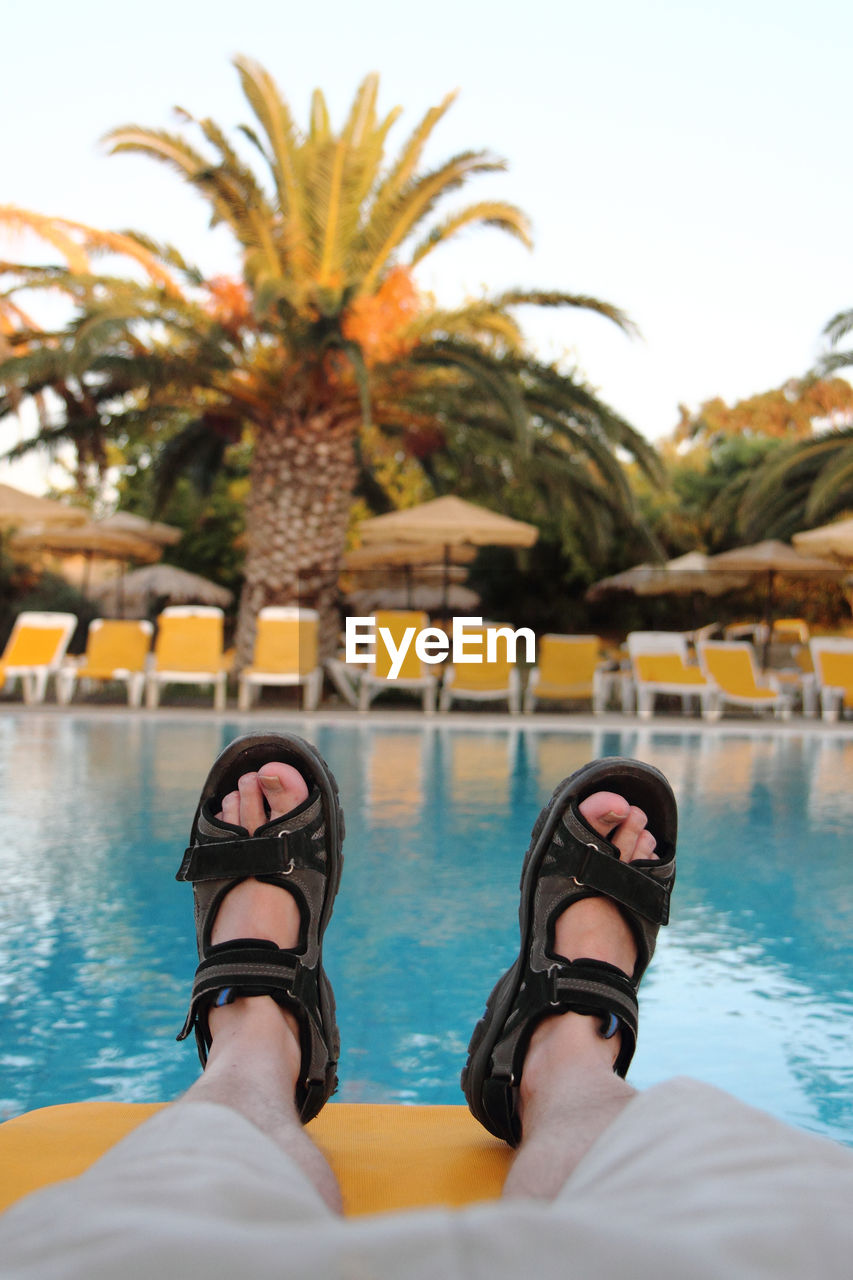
[3,1079,853,1280]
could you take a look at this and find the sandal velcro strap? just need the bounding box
[177,940,318,1045]
[540,957,639,1027]
[491,957,640,1084]
[557,809,673,925]
[175,829,320,883]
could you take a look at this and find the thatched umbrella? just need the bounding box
[10,521,163,564]
[89,564,233,617]
[9,519,164,596]
[344,583,481,614]
[99,512,182,547]
[706,540,848,664]
[0,482,88,530]
[792,517,853,562]
[343,541,477,609]
[357,497,538,614]
[588,551,751,601]
[359,496,538,549]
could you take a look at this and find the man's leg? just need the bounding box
[503,793,655,1199]
[178,762,343,1213]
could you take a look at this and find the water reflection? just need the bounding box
[1,715,851,1145]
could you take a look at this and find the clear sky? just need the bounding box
[2,0,851,492]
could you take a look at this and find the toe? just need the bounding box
[258,762,309,822]
[237,772,268,835]
[578,794,659,863]
[218,790,241,826]
[609,805,658,862]
[578,791,631,836]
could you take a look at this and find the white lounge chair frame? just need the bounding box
[626,631,718,721]
[56,619,153,708]
[809,637,853,723]
[237,607,322,711]
[354,612,439,714]
[440,666,522,715]
[697,640,792,721]
[523,634,617,714]
[146,606,227,711]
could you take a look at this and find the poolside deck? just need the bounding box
[5,698,853,738]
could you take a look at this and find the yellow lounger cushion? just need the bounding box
[246,618,319,677]
[701,648,778,700]
[77,621,151,678]
[0,1102,510,1217]
[534,680,595,699]
[635,654,707,685]
[2,627,68,668]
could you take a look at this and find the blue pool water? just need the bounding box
[1,713,852,1147]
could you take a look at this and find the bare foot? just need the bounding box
[206,763,309,1061]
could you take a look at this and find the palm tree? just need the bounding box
[0,59,661,658]
[737,425,853,540]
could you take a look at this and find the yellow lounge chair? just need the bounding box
[809,637,853,722]
[626,631,717,721]
[523,634,617,714]
[146,606,228,710]
[56,619,153,707]
[237,607,322,711]
[356,610,440,713]
[440,624,522,714]
[772,618,810,645]
[698,640,792,720]
[0,611,77,704]
[0,1101,510,1218]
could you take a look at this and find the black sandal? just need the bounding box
[462,757,676,1146]
[176,733,344,1124]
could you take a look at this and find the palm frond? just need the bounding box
[495,289,638,337]
[232,56,311,275]
[409,201,532,266]
[365,91,457,228]
[823,308,853,347]
[805,453,853,521]
[309,89,330,142]
[360,152,507,289]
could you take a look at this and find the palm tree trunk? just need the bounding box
[235,412,358,665]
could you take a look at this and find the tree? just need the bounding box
[0,59,661,657]
[674,377,853,445]
[737,425,853,540]
[728,325,853,541]
[638,433,781,555]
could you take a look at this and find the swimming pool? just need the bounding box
[1,713,852,1147]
